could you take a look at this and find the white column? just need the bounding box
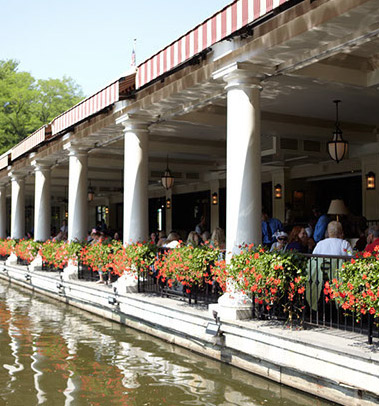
[122,120,149,243]
[208,65,264,320]
[165,189,172,233]
[225,71,262,254]
[33,162,51,241]
[0,185,7,238]
[10,173,25,239]
[68,149,88,241]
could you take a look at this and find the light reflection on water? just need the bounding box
[0,280,336,406]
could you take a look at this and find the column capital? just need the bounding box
[63,142,89,157]
[116,113,154,132]
[213,62,274,90]
[31,160,51,172]
[9,171,25,182]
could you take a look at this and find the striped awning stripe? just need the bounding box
[51,81,119,135]
[0,154,9,171]
[11,127,46,161]
[136,0,290,89]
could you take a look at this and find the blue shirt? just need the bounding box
[313,214,329,243]
[262,218,283,245]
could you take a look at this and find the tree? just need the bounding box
[0,59,84,155]
[33,77,83,125]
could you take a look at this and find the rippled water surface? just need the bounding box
[0,279,336,406]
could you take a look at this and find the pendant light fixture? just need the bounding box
[161,155,174,190]
[327,100,348,163]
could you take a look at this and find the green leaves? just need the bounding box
[328,256,379,319]
[0,59,84,154]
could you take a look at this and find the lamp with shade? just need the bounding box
[327,199,348,222]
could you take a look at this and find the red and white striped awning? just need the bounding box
[0,154,9,171]
[136,0,290,89]
[11,127,46,161]
[7,73,135,162]
[51,80,119,136]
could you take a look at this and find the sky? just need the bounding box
[0,0,232,97]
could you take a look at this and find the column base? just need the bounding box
[6,253,18,266]
[112,272,138,294]
[62,260,79,281]
[209,292,253,321]
[29,254,42,272]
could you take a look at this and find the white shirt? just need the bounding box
[312,238,353,256]
[164,240,180,249]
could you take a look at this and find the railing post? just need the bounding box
[368,314,373,345]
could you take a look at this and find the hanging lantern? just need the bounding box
[212,192,218,205]
[161,156,174,190]
[327,100,348,163]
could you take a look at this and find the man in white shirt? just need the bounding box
[313,221,352,256]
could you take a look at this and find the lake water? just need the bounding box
[0,279,336,406]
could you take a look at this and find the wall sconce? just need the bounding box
[65,211,68,218]
[274,184,282,199]
[366,172,376,190]
[327,100,348,163]
[161,156,174,190]
[212,192,218,205]
[88,181,95,201]
[166,198,171,209]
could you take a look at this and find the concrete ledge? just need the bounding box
[1,263,378,406]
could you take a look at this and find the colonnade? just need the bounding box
[0,65,265,251]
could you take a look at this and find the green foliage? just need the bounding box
[14,239,41,263]
[325,254,379,319]
[0,238,16,257]
[156,244,221,288]
[0,59,84,154]
[109,242,157,276]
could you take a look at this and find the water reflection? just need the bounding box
[0,280,335,405]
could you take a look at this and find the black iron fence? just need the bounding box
[302,253,377,344]
[137,248,222,305]
[251,253,377,344]
[138,268,221,304]
[41,263,61,272]
[4,249,378,342]
[78,262,118,284]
